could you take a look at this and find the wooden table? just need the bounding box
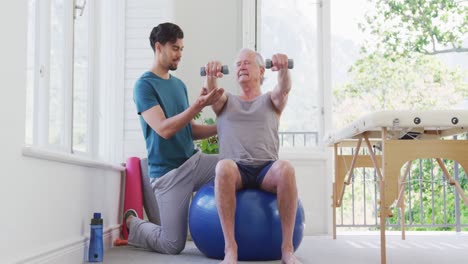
[327,110,468,264]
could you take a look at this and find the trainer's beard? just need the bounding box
[169,65,178,71]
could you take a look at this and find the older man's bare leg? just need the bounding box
[214,159,243,264]
[260,160,301,264]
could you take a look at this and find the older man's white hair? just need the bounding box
[234,48,266,84]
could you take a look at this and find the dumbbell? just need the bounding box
[265,59,294,69]
[200,58,294,76]
[200,65,229,76]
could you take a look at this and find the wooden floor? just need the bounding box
[105,232,468,264]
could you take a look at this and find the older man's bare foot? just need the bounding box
[220,250,237,264]
[282,252,301,264]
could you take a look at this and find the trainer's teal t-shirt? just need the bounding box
[133,71,196,178]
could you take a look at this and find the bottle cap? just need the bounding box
[91,212,103,225]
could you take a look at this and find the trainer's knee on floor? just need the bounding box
[159,239,186,255]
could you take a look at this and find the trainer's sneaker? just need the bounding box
[124,209,138,233]
[124,209,138,222]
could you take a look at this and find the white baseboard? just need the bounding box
[13,225,121,264]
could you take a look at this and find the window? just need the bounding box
[73,0,92,152]
[26,0,102,159]
[249,0,325,148]
[331,0,468,129]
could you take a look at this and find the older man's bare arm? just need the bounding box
[204,61,228,115]
[270,54,292,114]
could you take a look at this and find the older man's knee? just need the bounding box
[216,159,236,172]
[276,160,295,176]
[215,159,238,182]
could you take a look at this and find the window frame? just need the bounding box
[25,0,124,167]
[241,0,332,150]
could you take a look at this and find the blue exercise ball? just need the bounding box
[189,183,305,261]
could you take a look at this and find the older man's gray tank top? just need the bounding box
[217,92,279,166]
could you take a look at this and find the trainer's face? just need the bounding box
[158,38,184,71]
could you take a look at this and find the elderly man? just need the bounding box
[204,48,300,264]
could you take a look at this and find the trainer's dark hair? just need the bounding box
[149,23,184,52]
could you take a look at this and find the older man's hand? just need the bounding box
[204,61,225,78]
[270,53,289,71]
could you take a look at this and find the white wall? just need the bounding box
[173,0,243,111]
[0,1,122,263]
[280,150,331,234]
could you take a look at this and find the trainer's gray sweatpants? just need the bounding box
[128,151,217,254]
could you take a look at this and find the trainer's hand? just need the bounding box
[204,61,224,78]
[270,54,289,72]
[197,86,225,107]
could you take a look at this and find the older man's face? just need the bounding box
[235,51,263,85]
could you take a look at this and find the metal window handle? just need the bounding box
[74,0,87,18]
